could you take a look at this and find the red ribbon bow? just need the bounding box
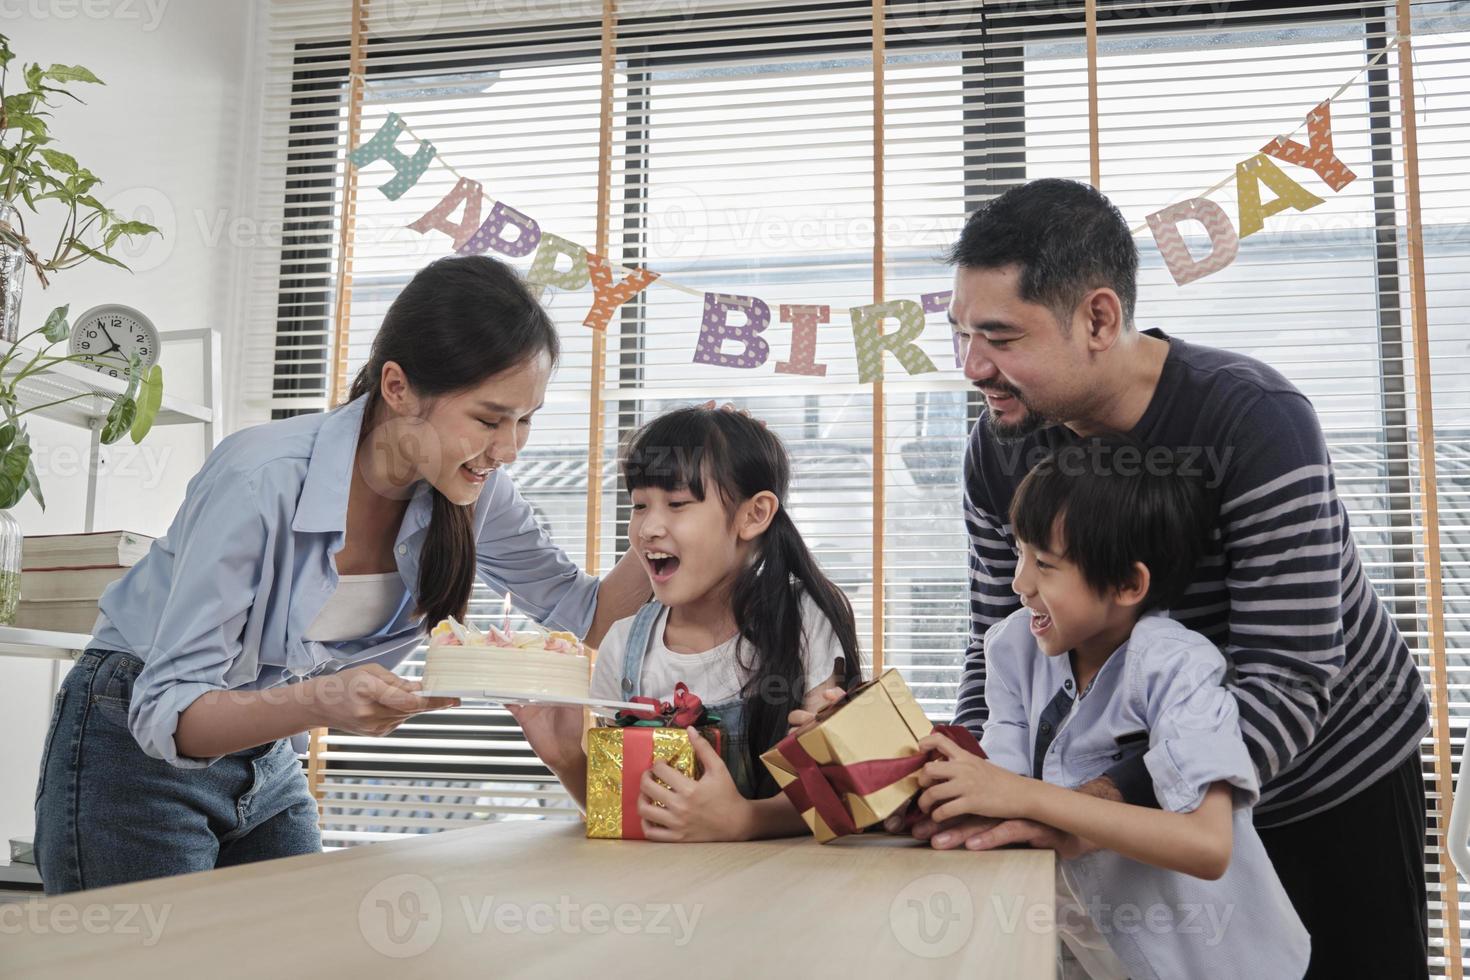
[774,723,987,839]
[615,681,708,729]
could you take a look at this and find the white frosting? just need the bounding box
[421,647,590,699]
[421,617,589,699]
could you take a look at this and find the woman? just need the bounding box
[33,255,650,894]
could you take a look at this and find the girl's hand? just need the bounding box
[506,703,586,772]
[786,680,844,729]
[637,728,753,842]
[914,732,1037,823]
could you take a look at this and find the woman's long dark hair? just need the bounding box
[347,254,559,627]
[621,406,864,796]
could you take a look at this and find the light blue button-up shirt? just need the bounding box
[92,394,600,769]
[981,608,1310,980]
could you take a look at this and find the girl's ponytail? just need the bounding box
[734,506,862,796]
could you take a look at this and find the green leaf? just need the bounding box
[40,304,69,343]
[38,148,77,174]
[102,220,158,251]
[100,396,136,445]
[66,242,129,270]
[24,452,45,512]
[0,424,15,454]
[3,93,37,118]
[0,442,32,510]
[42,64,102,85]
[130,365,163,444]
[122,352,143,400]
[107,219,156,237]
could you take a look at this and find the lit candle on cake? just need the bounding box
[501,591,513,633]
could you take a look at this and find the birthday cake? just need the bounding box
[420,618,590,701]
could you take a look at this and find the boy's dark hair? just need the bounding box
[1009,438,1215,614]
[946,178,1139,329]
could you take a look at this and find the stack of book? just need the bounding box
[15,531,154,634]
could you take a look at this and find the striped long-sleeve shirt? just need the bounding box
[953,328,1430,827]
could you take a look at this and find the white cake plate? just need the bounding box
[416,689,648,717]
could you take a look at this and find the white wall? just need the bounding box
[0,0,260,851]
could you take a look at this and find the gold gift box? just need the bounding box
[585,725,719,840]
[760,669,934,843]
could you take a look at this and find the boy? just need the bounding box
[916,440,1309,978]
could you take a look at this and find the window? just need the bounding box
[248,4,1468,971]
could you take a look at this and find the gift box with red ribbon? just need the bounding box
[585,683,724,840]
[760,668,986,843]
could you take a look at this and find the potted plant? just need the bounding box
[0,33,165,624]
[0,32,160,340]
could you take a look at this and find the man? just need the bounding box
[928,178,1429,978]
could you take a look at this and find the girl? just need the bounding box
[514,406,862,841]
[34,255,652,894]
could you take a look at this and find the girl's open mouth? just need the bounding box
[1029,610,1053,636]
[647,552,681,583]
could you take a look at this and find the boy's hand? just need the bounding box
[637,728,753,842]
[914,731,1036,823]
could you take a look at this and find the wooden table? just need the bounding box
[2,822,1056,978]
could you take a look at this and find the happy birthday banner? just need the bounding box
[1138,33,1408,286]
[345,34,1407,377]
[347,114,950,382]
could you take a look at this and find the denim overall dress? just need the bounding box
[616,601,758,798]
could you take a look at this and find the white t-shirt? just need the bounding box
[589,593,847,707]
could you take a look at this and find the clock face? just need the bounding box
[69,305,160,381]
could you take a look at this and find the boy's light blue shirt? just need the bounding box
[92,395,600,769]
[981,608,1310,980]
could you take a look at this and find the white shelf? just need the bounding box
[0,625,91,661]
[1,351,212,430]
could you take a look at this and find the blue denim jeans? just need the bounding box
[34,649,322,895]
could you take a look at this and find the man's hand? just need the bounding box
[893,811,1093,858]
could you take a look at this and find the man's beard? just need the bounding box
[979,385,1046,443]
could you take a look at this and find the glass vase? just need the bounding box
[0,509,21,625]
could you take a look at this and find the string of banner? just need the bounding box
[344,33,1406,381]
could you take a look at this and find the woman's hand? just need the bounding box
[637,728,754,842]
[506,702,586,772]
[307,664,458,737]
[913,731,1039,823]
